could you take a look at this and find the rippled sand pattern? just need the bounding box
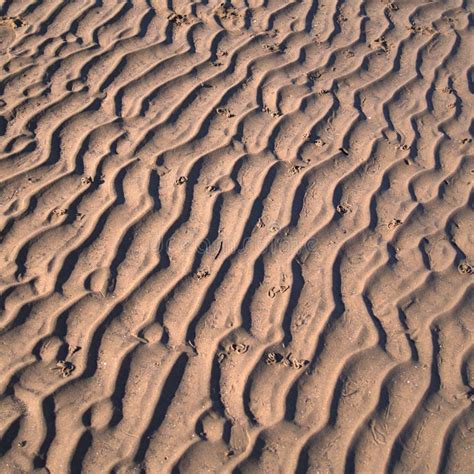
[0,0,473,473]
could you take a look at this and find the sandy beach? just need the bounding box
[0,0,473,472]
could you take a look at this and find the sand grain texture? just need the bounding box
[0,0,473,473]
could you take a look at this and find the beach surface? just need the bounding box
[0,0,473,472]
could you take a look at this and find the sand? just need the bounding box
[0,0,473,472]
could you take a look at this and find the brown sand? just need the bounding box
[0,0,473,472]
